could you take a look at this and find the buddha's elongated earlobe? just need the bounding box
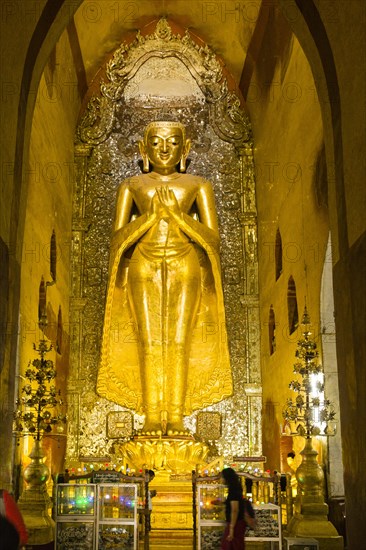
[180,139,191,172]
[143,155,150,173]
[180,155,187,173]
[139,140,150,172]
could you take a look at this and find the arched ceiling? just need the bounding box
[73,0,263,87]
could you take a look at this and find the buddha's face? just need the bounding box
[145,126,185,173]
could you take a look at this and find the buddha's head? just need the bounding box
[139,121,191,174]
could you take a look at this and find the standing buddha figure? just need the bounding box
[97,121,232,434]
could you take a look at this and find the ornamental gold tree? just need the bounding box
[13,339,67,441]
[283,306,340,541]
[283,305,336,438]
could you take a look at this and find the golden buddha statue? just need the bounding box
[97,121,232,435]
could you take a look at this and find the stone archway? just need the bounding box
[4,2,365,546]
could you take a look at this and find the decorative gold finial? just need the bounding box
[301,303,310,326]
[154,18,172,40]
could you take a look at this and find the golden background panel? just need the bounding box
[107,411,134,439]
[196,412,222,440]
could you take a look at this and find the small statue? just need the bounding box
[97,121,232,434]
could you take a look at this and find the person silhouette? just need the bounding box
[0,489,28,548]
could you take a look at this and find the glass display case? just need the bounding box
[97,484,138,550]
[284,537,319,550]
[56,521,96,550]
[197,484,281,550]
[197,484,226,550]
[55,483,138,550]
[246,503,281,545]
[55,484,96,550]
[56,483,96,517]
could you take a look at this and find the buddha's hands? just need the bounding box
[155,186,181,220]
[150,191,164,218]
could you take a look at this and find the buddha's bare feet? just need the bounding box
[166,423,191,436]
[140,423,163,436]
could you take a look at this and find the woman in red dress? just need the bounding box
[220,468,255,550]
[0,489,28,547]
